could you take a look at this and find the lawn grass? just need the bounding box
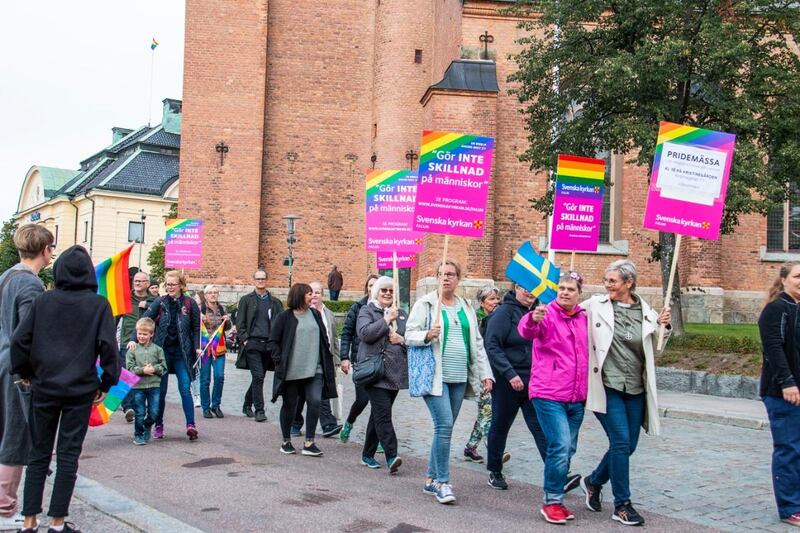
[683,322,759,342]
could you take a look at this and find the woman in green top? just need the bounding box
[268,283,337,457]
[406,260,494,505]
[580,260,671,527]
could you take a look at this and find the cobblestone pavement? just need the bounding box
[150,355,786,532]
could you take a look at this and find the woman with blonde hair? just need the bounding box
[200,285,231,419]
[759,262,800,527]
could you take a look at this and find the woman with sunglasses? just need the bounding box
[406,260,494,504]
[355,276,407,473]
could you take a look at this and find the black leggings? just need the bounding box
[346,383,370,425]
[280,375,323,440]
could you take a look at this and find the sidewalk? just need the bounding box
[659,391,769,430]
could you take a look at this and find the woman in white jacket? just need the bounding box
[580,260,671,527]
[406,260,494,505]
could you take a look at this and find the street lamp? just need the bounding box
[282,214,301,289]
[137,209,146,269]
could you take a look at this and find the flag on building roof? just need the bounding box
[89,364,140,427]
[95,245,134,316]
[505,241,560,304]
[150,37,159,50]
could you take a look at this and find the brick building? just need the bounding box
[178,0,786,322]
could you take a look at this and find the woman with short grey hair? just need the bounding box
[580,259,671,526]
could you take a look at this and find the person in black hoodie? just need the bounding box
[11,245,119,533]
[338,274,378,443]
[758,262,800,527]
[484,285,548,491]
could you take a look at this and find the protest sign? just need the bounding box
[550,155,605,252]
[365,170,424,252]
[412,131,495,238]
[643,121,736,240]
[165,219,203,269]
[377,251,416,269]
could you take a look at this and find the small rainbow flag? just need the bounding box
[95,245,134,316]
[555,154,605,198]
[200,322,226,364]
[89,364,140,427]
[150,37,159,50]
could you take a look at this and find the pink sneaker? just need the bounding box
[782,513,800,527]
[186,424,198,441]
[153,424,164,439]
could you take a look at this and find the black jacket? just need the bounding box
[340,296,367,362]
[138,295,200,369]
[11,246,119,397]
[758,292,800,397]
[484,291,534,382]
[267,307,337,402]
[356,302,408,390]
[236,290,283,343]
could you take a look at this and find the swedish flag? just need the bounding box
[505,241,560,304]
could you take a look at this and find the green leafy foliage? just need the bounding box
[324,300,358,313]
[0,219,20,275]
[146,203,177,282]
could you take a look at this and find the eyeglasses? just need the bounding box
[602,278,621,286]
[379,288,394,294]
[254,277,267,281]
[133,280,148,284]
[165,283,179,287]
[47,245,56,251]
[439,272,458,279]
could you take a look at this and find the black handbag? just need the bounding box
[352,350,385,387]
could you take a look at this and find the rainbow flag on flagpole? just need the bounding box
[200,322,226,364]
[95,245,134,316]
[505,241,560,304]
[89,364,140,427]
[95,246,134,316]
[150,37,159,50]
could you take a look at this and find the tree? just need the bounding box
[147,203,178,282]
[510,0,800,334]
[0,219,56,287]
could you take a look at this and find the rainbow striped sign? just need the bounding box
[644,122,736,240]
[165,219,203,269]
[89,365,140,427]
[413,131,495,238]
[365,170,424,252]
[95,245,134,316]
[550,155,606,251]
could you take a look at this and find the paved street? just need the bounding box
[66,355,791,532]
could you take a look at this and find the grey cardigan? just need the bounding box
[356,302,408,390]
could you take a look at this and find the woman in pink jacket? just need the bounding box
[518,271,588,525]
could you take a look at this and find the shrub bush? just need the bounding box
[666,332,761,354]
[324,300,358,313]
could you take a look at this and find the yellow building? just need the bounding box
[15,99,181,268]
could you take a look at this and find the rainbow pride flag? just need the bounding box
[89,364,140,427]
[555,154,605,198]
[150,37,159,50]
[95,245,134,316]
[200,322,225,363]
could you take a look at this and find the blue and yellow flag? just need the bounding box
[505,241,560,304]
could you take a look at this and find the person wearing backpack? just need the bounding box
[129,270,201,441]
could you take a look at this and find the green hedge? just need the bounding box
[666,332,761,354]
[324,300,358,313]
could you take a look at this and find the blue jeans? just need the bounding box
[132,387,161,438]
[423,382,467,483]
[118,347,134,412]
[200,356,225,410]
[156,351,195,426]
[764,395,800,519]
[532,399,585,504]
[589,387,644,506]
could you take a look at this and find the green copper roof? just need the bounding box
[37,167,79,197]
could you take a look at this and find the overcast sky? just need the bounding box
[0,1,185,221]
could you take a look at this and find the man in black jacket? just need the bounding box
[11,245,119,533]
[236,270,283,421]
[484,285,548,491]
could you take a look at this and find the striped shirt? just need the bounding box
[441,302,468,383]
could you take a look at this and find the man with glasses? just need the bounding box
[236,270,283,422]
[116,271,156,422]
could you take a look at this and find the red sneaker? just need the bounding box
[186,424,198,441]
[560,504,575,520]
[541,503,567,524]
[782,512,800,527]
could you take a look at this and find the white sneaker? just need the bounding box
[193,395,201,408]
[435,483,456,504]
[0,512,25,530]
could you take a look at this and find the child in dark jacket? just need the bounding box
[10,245,119,533]
[126,317,166,445]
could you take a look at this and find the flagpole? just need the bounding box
[433,235,449,327]
[147,45,155,126]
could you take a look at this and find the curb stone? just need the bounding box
[658,406,770,430]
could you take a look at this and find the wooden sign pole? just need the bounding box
[656,234,681,350]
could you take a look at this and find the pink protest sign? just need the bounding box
[164,219,203,269]
[413,130,495,238]
[365,170,425,252]
[550,155,606,252]
[376,252,416,269]
[643,122,736,240]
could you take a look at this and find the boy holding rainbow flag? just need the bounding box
[126,317,166,445]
